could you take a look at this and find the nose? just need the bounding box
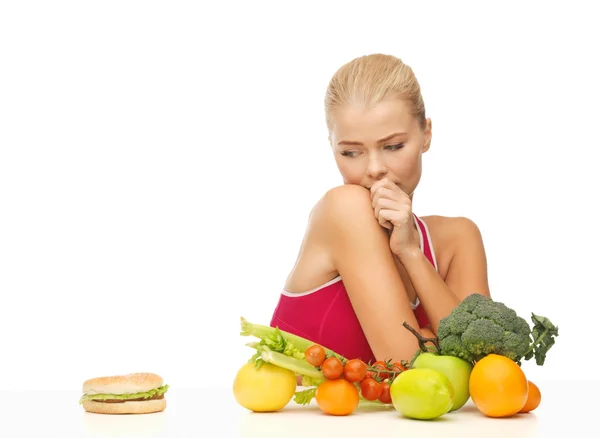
[366,153,388,180]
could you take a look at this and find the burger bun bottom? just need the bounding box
[82,398,166,415]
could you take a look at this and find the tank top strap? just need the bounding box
[413,213,438,271]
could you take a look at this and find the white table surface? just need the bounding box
[0,380,591,437]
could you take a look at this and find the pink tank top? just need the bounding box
[269,214,438,364]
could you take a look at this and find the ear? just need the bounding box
[423,118,432,152]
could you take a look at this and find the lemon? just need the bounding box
[233,362,297,412]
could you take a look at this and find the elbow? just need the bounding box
[374,339,421,364]
[373,326,438,363]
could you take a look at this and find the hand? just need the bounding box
[370,178,420,258]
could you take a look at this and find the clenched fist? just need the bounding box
[370,178,420,258]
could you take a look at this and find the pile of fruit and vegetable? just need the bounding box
[232,293,558,420]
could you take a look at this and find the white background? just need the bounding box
[1,1,598,392]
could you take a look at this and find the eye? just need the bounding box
[384,143,405,151]
[341,150,359,157]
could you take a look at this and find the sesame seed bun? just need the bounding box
[83,373,164,395]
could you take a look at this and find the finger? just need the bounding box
[377,209,396,229]
[373,197,399,217]
[373,188,409,210]
[373,197,401,221]
[377,213,393,229]
[370,179,385,197]
[382,221,393,230]
[379,179,409,198]
[370,177,394,195]
[378,208,410,228]
[371,187,396,208]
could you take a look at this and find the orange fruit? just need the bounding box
[315,378,359,416]
[519,380,542,413]
[469,354,529,417]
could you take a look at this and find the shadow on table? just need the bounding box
[238,403,539,438]
[81,409,167,438]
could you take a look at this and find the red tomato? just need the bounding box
[305,345,326,367]
[360,378,383,401]
[343,359,367,383]
[321,357,343,380]
[372,361,390,379]
[378,381,392,404]
[389,362,406,376]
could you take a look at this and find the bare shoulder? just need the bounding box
[419,215,485,279]
[312,184,371,214]
[420,215,483,242]
[285,185,372,292]
[422,215,490,298]
[308,184,373,235]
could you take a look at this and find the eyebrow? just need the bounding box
[337,132,408,146]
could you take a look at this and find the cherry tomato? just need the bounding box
[389,362,406,376]
[372,361,390,379]
[395,361,408,371]
[343,359,367,382]
[360,378,383,401]
[378,381,392,404]
[321,357,343,380]
[305,345,326,367]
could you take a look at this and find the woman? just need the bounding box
[270,53,491,365]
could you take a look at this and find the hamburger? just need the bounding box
[80,372,169,414]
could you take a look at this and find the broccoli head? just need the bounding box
[437,293,559,365]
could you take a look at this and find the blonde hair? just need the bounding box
[325,53,426,131]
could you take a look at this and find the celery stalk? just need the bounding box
[240,317,347,361]
[260,349,324,380]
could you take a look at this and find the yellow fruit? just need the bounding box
[233,362,297,412]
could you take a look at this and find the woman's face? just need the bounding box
[329,98,432,198]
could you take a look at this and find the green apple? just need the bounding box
[389,368,454,420]
[411,352,473,411]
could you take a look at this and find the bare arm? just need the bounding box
[397,217,491,334]
[314,185,422,362]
